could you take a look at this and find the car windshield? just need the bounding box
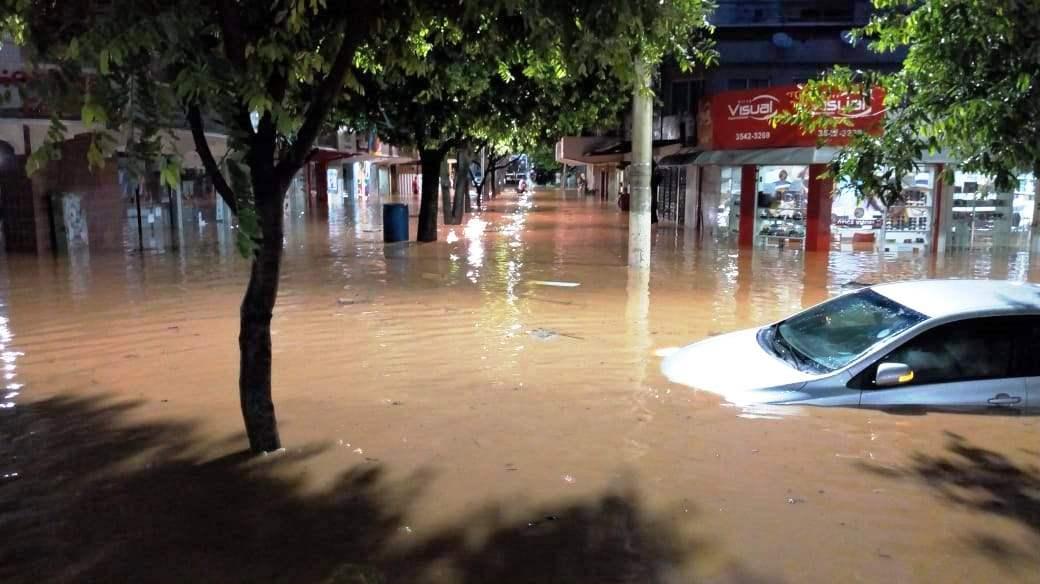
[775,289,927,372]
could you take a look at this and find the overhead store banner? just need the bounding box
[707,85,885,150]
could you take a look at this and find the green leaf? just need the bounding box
[235,204,261,259]
[81,102,95,125]
[159,158,182,189]
[1017,73,1031,92]
[66,37,80,60]
[86,139,105,170]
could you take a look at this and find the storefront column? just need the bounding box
[315,160,329,207]
[304,161,313,208]
[683,165,700,230]
[805,164,833,252]
[738,165,757,248]
[932,164,953,254]
[171,183,184,250]
[699,165,722,239]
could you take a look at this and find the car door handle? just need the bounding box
[987,393,1022,406]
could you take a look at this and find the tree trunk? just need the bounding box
[490,165,499,198]
[462,148,472,213]
[879,204,889,253]
[440,156,452,224]
[449,148,470,224]
[477,147,486,208]
[1032,162,1040,229]
[238,183,286,453]
[1030,162,1040,251]
[418,147,444,242]
[463,173,472,214]
[474,174,484,210]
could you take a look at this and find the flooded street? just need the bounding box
[1,189,1038,583]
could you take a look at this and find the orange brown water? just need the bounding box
[1,189,1038,583]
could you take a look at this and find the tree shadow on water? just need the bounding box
[857,431,1040,565]
[0,396,769,584]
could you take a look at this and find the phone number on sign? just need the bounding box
[734,131,771,141]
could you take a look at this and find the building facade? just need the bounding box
[560,0,895,213]
[0,38,419,256]
[560,0,1039,255]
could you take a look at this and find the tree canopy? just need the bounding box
[779,0,1040,205]
[340,1,715,238]
[1,0,717,453]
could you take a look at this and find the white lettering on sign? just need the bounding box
[734,131,771,141]
[726,94,780,121]
[815,93,883,119]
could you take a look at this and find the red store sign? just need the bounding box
[707,84,885,150]
[0,69,29,84]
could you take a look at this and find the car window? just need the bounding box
[776,289,927,372]
[1011,315,1040,376]
[857,317,1019,387]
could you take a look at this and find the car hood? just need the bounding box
[661,328,815,403]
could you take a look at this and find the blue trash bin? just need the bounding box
[383,203,409,243]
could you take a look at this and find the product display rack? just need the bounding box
[950,190,1012,247]
[755,188,807,248]
[883,186,932,252]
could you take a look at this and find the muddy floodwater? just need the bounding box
[1,190,1038,583]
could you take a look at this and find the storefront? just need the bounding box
[716,166,742,239]
[687,84,948,252]
[656,165,687,223]
[945,171,1036,250]
[829,168,937,253]
[684,84,1040,255]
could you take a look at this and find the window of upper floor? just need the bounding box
[713,0,862,26]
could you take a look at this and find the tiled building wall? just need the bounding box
[0,154,49,253]
[1,133,127,254]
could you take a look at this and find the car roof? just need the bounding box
[870,279,1040,319]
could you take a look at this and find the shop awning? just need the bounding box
[691,147,959,166]
[692,147,838,166]
[586,139,681,157]
[658,150,702,166]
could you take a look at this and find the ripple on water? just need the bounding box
[1,190,1038,582]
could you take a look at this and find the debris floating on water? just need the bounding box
[528,328,584,341]
[337,297,368,306]
[530,281,581,288]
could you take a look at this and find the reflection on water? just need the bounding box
[2,189,1039,582]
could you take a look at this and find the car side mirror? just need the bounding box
[875,362,914,387]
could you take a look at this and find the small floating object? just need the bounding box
[842,280,874,289]
[530,280,580,288]
[528,328,559,341]
[528,328,584,341]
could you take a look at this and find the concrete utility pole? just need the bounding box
[629,59,653,269]
[1032,165,1040,252]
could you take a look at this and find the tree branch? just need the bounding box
[274,16,372,183]
[216,0,247,68]
[492,154,522,171]
[187,105,238,215]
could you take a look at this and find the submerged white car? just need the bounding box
[662,280,1040,414]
